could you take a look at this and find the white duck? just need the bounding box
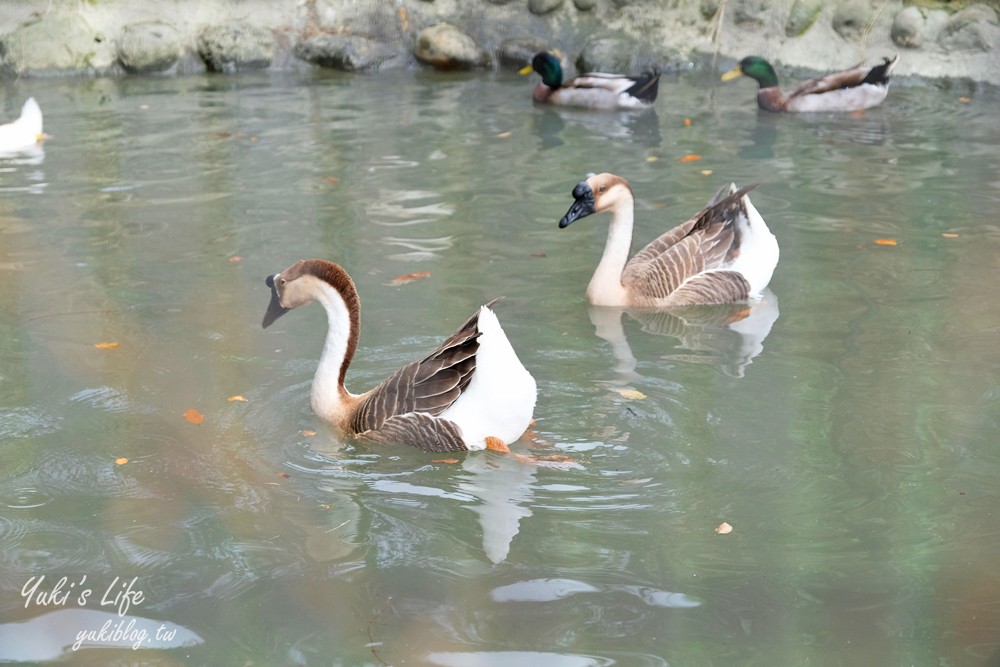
[558,173,778,308]
[0,98,44,153]
[262,259,537,453]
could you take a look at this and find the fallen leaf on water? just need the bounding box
[678,154,702,163]
[700,169,714,176]
[531,251,547,258]
[228,255,242,263]
[250,136,258,143]
[614,388,647,400]
[139,104,150,111]
[496,131,512,139]
[277,472,289,479]
[433,458,460,464]
[683,118,692,127]
[942,233,960,238]
[183,408,205,425]
[874,239,898,246]
[716,522,733,535]
[94,342,120,350]
[390,271,431,286]
[216,131,232,138]
[300,429,317,437]
[228,395,248,402]
[958,97,971,103]
[115,457,128,465]
[323,176,339,185]
[646,156,659,162]
[319,504,332,510]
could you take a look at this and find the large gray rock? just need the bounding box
[413,23,488,69]
[785,0,824,37]
[733,0,770,27]
[938,4,1000,51]
[295,34,401,71]
[528,0,564,15]
[0,12,114,76]
[197,24,274,72]
[832,0,873,40]
[891,6,925,48]
[497,37,549,69]
[117,22,182,73]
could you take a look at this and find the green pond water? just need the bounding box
[0,68,999,666]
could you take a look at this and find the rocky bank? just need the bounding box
[0,0,997,86]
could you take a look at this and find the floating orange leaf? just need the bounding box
[678,154,702,163]
[390,271,431,286]
[300,429,317,437]
[942,233,960,238]
[530,251,547,258]
[433,458,460,464]
[646,156,659,162]
[613,388,647,400]
[716,522,734,535]
[183,408,205,425]
[277,472,289,479]
[94,342,120,350]
[228,255,242,263]
[496,131,512,139]
[874,239,898,246]
[228,395,248,402]
[683,118,692,127]
[958,97,971,103]
[323,176,339,185]
[700,169,714,176]
[115,457,128,465]
[319,504,332,510]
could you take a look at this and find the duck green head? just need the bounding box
[519,52,563,89]
[721,56,779,89]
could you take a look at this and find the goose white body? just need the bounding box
[0,98,43,153]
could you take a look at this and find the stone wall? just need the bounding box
[0,0,997,85]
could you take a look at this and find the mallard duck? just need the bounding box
[0,98,44,153]
[721,55,899,112]
[558,173,778,308]
[261,259,537,453]
[519,52,659,110]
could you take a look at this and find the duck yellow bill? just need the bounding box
[518,64,533,75]
[720,68,744,82]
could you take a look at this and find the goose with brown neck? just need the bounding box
[262,259,537,453]
[721,55,899,112]
[558,173,778,308]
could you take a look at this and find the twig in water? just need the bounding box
[365,596,392,666]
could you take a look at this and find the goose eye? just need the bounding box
[598,185,607,193]
[280,278,287,287]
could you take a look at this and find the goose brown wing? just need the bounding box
[622,185,757,303]
[358,413,468,452]
[349,299,499,433]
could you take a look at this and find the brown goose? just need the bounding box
[721,55,899,112]
[262,259,536,453]
[558,173,778,308]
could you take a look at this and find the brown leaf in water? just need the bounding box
[319,504,332,510]
[228,395,248,402]
[216,131,232,138]
[115,457,128,465]
[942,233,960,238]
[531,251,546,258]
[683,118,692,127]
[277,472,289,479]
[874,239,897,246]
[958,97,971,103]
[183,408,205,425]
[323,176,340,185]
[390,271,431,286]
[228,255,242,263]
[613,388,647,400]
[433,458,460,464]
[94,342,120,350]
[300,429,317,437]
[715,522,733,535]
[678,154,702,162]
[496,131,512,139]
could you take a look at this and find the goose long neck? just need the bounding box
[310,275,361,414]
[587,195,635,303]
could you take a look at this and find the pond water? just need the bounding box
[1,68,998,666]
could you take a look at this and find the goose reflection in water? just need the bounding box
[589,288,780,383]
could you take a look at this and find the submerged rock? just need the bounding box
[117,22,181,73]
[413,23,488,69]
[197,24,274,72]
[295,34,401,71]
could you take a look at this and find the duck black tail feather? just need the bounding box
[862,55,899,85]
[625,70,660,104]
